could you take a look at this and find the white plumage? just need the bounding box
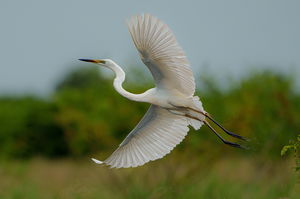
[127,14,195,97]
[99,105,190,168]
[79,13,246,168]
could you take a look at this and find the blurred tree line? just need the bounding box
[0,66,299,159]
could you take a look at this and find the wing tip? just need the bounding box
[91,158,103,164]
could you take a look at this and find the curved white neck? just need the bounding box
[107,61,151,103]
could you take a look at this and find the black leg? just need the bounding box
[169,103,248,142]
[184,107,248,142]
[183,114,245,149]
[204,121,246,149]
[204,114,248,141]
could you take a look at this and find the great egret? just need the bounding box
[79,14,246,168]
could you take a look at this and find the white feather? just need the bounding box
[91,158,103,164]
[94,105,190,168]
[127,14,196,97]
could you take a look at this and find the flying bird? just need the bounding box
[79,14,246,168]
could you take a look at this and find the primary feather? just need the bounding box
[92,105,190,168]
[127,14,196,97]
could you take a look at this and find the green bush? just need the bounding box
[0,97,68,158]
[0,67,299,159]
[282,134,300,172]
[200,71,300,157]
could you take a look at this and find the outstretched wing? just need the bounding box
[92,105,190,168]
[127,14,196,97]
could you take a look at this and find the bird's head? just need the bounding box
[78,59,114,68]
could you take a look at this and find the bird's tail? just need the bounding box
[187,117,203,130]
[187,96,205,130]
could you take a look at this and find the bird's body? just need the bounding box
[79,14,246,168]
[112,61,200,110]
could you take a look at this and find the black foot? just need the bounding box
[225,131,249,142]
[205,114,249,142]
[223,140,247,149]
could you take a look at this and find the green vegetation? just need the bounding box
[282,134,300,174]
[0,66,299,198]
[1,67,299,158]
[0,157,299,199]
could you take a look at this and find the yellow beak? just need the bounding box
[78,59,105,64]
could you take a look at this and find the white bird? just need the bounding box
[79,14,246,168]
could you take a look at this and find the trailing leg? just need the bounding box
[183,113,245,149]
[186,107,248,141]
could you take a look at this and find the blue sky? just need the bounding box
[1,0,299,95]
